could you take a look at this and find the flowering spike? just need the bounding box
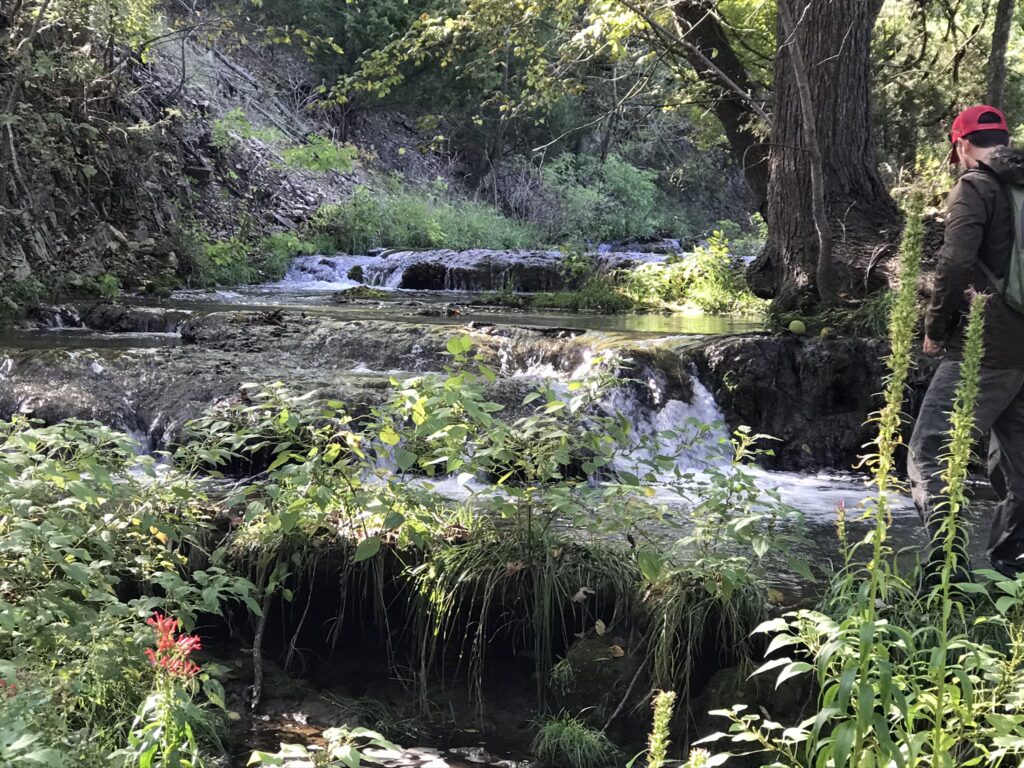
[145,612,202,679]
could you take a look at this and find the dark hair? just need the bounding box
[966,110,1009,147]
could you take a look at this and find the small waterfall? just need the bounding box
[271,248,682,293]
[492,330,594,379]
[277,255,402,290]
[32,305,84,330]
[603,369,731,475]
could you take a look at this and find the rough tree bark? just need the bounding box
[777,0,835,306]
[986,0,1016,107]
[747,0,900,311]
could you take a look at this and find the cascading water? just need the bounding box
[270,248,677,293]
[603,367,731,474]
[276,254,400,290]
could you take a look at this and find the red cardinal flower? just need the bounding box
[145,612,202,679]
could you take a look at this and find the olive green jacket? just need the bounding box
[926,147,1024,368]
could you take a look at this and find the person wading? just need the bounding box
[909,104,1024,580]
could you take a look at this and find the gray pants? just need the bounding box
[908,359,1024,554]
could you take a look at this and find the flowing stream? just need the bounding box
[0,248,983,765]
[0,249,945,576]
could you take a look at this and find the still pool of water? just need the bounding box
[129,286,767,337]
[0,327,183,350]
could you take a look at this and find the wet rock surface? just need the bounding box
[3,290,946,474]
[284,248,673,293]
[688,334,937,471]
[0,307,673,451]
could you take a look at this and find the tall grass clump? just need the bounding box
[531,713,619,768]
[311,185,539,254]
[412,531,639,713]
[694,189,1024,765]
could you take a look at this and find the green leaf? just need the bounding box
[334,744,361,768]
[248,750,285,765]
[636,548,664,583]
[354,537,381,562]
[776,661,812,688]
[831,722,855,768]
[23,748,65,767]
[446,335,473,355]
[379,426,401,446]
[393,446,417,472]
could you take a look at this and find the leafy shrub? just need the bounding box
[190,237,255,286]
[573,275,637,313]
[0,276,46,317]
[0,419,256,765]
[622,232,765,314]
[539,154,662,243]
[211,108,284,149]
[557,247,595,289]
[213,111,356,175]
[280,134,358,173]
[96,272,121,299]
[185,231,317,287]
[262,231,327,272]
[713,214,766,262]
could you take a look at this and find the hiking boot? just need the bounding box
[989,542,1024,578]
[989,555,1024,578]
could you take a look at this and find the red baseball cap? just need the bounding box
[949,104,1009,163]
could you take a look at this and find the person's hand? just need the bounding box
[923,336,944,357]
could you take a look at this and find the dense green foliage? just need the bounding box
[0,420,257,766]
[535,154,663,243]
[310,184,540,253]
[622,233,765,314]
[0,337,804,764]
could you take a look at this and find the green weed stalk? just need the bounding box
[850,188,923,763]
[928,291,986,762]
[646,690,676,768]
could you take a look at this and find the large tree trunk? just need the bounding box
[672,0,770,211]
[748,0,900,311]
[986,0,1015,107]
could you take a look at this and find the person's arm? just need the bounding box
[924,177,989,347]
